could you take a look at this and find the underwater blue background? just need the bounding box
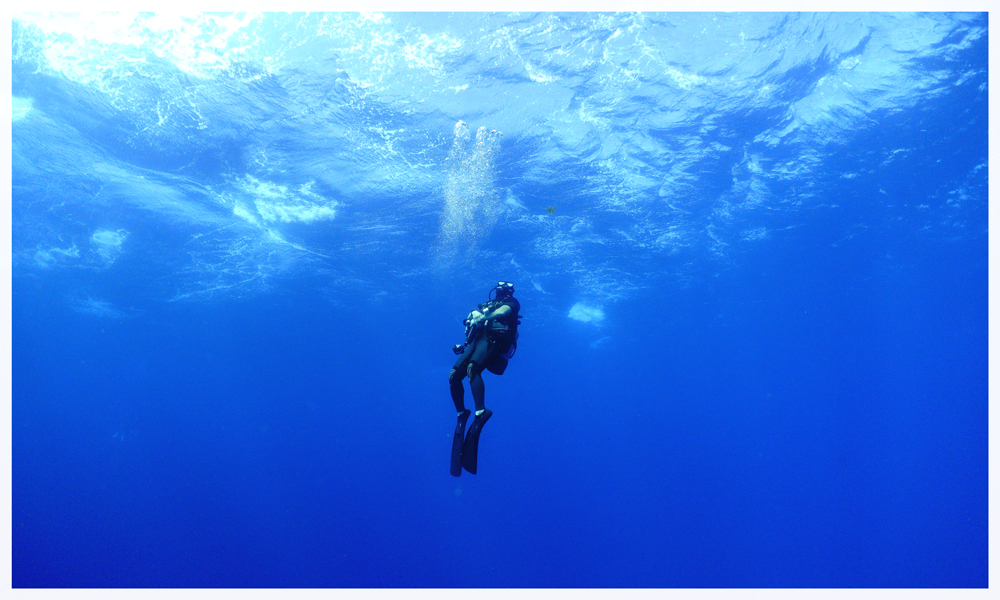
[12,12,987,587]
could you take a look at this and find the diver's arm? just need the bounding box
[468,305,511,328]
[483,305,511,319]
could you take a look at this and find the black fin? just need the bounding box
[450,410,471,477]
[461,409,493,474]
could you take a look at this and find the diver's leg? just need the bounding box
[449,343,474,413]
[449,367,466,412]
[466,336,500,414]
[467,361,486,413]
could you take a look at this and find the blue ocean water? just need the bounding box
[11,12,987,588]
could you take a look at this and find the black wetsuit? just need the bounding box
[449,296,520,413]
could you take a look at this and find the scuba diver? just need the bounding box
[449,281,521,476]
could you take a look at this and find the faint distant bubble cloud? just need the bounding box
[91,228,128,265]
[34,245,79,268]
[439,121,503,254]
[590,336,611,349]
[74,297,123,318]
[568,302,605,324]
[504,188,527,211]
[235,177,337,224]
